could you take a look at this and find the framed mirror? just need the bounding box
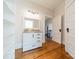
[24,18,40,31]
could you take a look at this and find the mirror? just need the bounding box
[24,18,40,30]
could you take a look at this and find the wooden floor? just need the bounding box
[15,39,73,59]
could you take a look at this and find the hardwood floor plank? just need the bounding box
[15,40,73,59]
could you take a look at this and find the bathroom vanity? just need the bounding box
[23,17,43,52]
[23,31,42,52]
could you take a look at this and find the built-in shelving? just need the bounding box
[3,35,15,55]
[3,19,15,38]
[3,0,16,59]
[3,1,15,24]
[3,0,16,14]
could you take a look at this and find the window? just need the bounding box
[24,20,33,29]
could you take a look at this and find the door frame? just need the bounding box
[45,16,53,41]
[61,15,65,45]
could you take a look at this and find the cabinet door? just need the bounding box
[23,43,36,51]
[23,33,34,44]
[23,33,34,51]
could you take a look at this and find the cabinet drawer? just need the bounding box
[34,33,42,36]
[36,40,41,42]
[23,42,42,52]
[34,33,42,39]
[23,33,34,38]
[37,33,41,35]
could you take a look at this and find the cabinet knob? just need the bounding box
[32,45,36,47]
[37,34,41,35]
[37,37,40,39]
[37,40,40,42]
[32,34,34,38]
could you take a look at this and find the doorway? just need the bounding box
[45,16,53,41]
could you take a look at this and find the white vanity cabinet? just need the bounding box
[23,32,42,52]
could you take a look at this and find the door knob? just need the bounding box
[66,28,69,32]
[59,29,61,32]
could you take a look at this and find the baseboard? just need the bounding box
[15,48,23,55]
[15,48,23,52]
[65,51,73,59]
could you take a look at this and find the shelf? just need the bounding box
[3,20,15,38]
[3,0,16,14]
[3,15,15,24]
[3,35,16,49]
[3,0,15,4]
[3,1,14,15]
[3,28,15,38]
[4,48,15,59]
[3,34,16,56]
[3,37,15,59]
[3,2,16,24]
[3,19,14,25]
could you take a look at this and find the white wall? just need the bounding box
[52,2,65,43]
[15,0,53,49]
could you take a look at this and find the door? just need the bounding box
[53,16,61,43]
[53,16,65,44]
[65,1,75,57]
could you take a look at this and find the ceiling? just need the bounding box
[26,0,64,11]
